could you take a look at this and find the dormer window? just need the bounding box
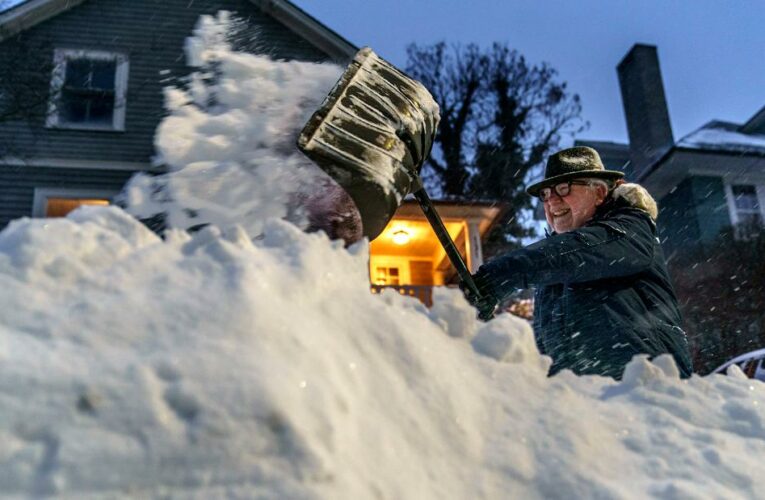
[47,49,129,131]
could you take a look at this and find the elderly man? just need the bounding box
[470,146,693,379]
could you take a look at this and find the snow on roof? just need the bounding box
[677,120,765,155]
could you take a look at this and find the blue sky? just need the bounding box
[293,0,765,146]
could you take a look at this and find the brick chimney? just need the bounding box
[617,44,674,180]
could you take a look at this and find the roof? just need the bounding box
[250,0,356,62]
[676,120,765,155]
[741,105,765,135]
[0,0,357,61]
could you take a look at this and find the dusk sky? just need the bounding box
[293,0,765,147]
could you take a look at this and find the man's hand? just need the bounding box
[471,266,497,299]
[459,274,499,320]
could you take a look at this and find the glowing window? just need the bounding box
[374,266,400,286]
[45,198,110,217]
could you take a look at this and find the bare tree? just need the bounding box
[405,42,487,196]
[0,28,55,157]
[406,42,586,249]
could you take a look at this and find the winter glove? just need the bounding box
[471,258,527,302]
[459,275,499,321]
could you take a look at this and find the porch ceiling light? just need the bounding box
[392,229,410,245]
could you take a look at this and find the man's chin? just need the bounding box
[552,220,573,233]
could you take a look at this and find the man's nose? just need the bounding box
[546,193,564,206]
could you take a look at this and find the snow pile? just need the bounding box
[1,207,765,498]
[123,12,347,239]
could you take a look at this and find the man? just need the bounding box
[469,146,693,379]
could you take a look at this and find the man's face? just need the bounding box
[543,180,607,233]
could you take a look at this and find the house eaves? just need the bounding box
[0,0,358,63]
[0,0,87,41]
[638,124,765,184]
[251,0,357,62]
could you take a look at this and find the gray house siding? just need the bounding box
[0,0,341,228]
[689,176,730,242]
[0,165,135,227]
[658,175,731,256]
[657,178,698,257]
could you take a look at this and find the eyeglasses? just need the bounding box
[538,180,593,202]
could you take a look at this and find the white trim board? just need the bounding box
[46,48,130,132]
[723,181,765,228]
[32,186,120,217]
[0,0,87,42]
[0,157,156,171]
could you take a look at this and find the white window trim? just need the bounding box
[46,49,129,132]
[723,181,765,233]
[32,187,119,217]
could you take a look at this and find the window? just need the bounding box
[33,188,117,218]
[47,49,129,131]
[374,266,400,286]
[725,183,765,239]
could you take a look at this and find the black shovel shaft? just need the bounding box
[412,188,494,320]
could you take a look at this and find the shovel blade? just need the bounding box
[298,47,439,240]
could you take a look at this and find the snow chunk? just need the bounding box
[472,314,550,372]
[428,286,478,339]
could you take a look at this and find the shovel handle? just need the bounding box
[411,187,496,320]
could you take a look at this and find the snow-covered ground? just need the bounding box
[1,12,764,499]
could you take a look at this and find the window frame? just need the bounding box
[46,48,129,132]
[723,182,765,239]
[32,187,119,218]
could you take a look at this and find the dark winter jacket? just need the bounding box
[475,184,693,379]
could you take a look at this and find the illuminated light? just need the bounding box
[392,229,410,245]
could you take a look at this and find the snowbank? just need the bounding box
[1,207,764,498]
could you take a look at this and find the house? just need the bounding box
[577,44,765,256]
[370,199,506,306]
[0,0,355,227]
[0,0,504,306]
[577,43,765,371]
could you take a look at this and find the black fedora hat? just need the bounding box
[526,146,624,197]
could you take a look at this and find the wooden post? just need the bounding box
[465,220,483,273]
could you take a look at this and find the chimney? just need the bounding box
[617,44,674,180]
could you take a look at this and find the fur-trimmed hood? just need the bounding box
[611,183,658,221]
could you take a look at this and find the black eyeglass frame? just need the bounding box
[538,180,594,202]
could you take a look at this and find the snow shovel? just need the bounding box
[298,47,496,320]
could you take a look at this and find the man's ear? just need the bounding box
[594,183,609,205]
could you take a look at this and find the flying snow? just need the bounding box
[122,11,357,242]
